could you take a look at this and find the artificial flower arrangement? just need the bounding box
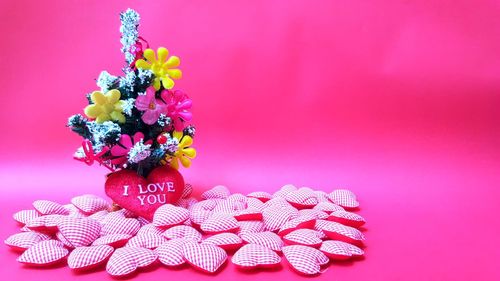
[67,9,195,219]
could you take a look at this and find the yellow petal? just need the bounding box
[166,56,180,68]
[143,48,157,62]
[182,147,196,158]
[96,113,111,123]
[91,91,106,105]
[84,104,101,118]
[135,59,151,70]
[106,89,121,104]
[170,157,180,169]
[180,156,191,168]
[110,111,125,123]
[179,135,193,147]
[173,131,183,140]
[152,78,161,90]
[167,69,182,80]
[157,47,169,63]
[114,100,125,111]
[161,76,175,89]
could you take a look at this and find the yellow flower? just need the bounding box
[84,89,125,123]
[161,131,196,169]
[135,47,182,90]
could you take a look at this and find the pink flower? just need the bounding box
[110,132,152,166]
[162,89,193,131]
[135,86,168,125]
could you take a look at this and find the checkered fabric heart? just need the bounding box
[212,199,246,214]
[17,240,69,266]
[200,214,239,234]
[315,220,365,246]
[92,234,132,248]
[175,197,198,209]
[33,200,69,215]
[273,184,297,198]
[152,204,189,228]
[285,187,319,209]
[13,210,40,225]
[313,202,345,214]
[71,194,110,215]
[282,245,329,275]
[328,189,359,209]
[240,231,284,252]
[101,213,140,236]
[25,214,63,233]
[4,232,51,251]
[262,206,298,232]
[155,238,188,267]
[57,217,101,248]
[88,210,109,222]
[182,183,193,198]
[314,191,330,203]
[233,208,263,221]
[125,232,167,249]
[136,223,164,236]
[64,204,86,218]
[247,191,273,202]
[106,246,158,276]
[328,210,366,228]
[283,229,323,248]
[232,243,281,269]
[68,245,114,270]
[183,243,227,273]
[246,197,265,210]
[237,220,265,235]
[298,209,329,220]
[278,216,316,236]
[201,185,230,199]
[203,233,243,251]
[163,225,202,242]
[189,209,213,225]
[320,240,364,260]
[263,197,294,209]
[227,193,248,203]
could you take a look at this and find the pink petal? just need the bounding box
[178,99,192,109]
[111,145,129,157]
[173,118,185,131]
[132,132,145,144]
[142,110,160,125]
[135,94,152,111]
[178,111,192,121]
[118,134,132,149]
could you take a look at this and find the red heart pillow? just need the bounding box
[231,244,281,269]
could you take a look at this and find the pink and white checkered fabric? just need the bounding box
[4,232,51,251]
[237,220,265,235]
[88,210,109,222]
[231,244,281,269]
[278,215,317,236]
[247,191,273,202]
[200,214,239,234]
[298,209,329,220]
[272,184,298,198]
[283,229,324,248]
[13,210,40,225]
[212,199,246,214]
[313,201,345,214]
[315,220,365,245]
[182,183,193,198]
[263,197,294,209]
[57,217,101,248]
[183,243,227,273]
[227,193,248,203]
[155,238,188,267]
[328,210,366,228]
[203,232,243,250]
[328,189,359,209]
[175,197,198,209]
[189,209,213,225]
[240,231,284,252]
[125,232,167,249]
[136,223,164,237]
[246,197,265,210]
[262,206,298,232]
[17,240,69,266]
[233,208,263,221]
[282,245,329,275]
[285,187,319,208]
[100,214,140,236]
[320,240,364,260]
[67,245,114,270]
[201,185,230,199]
[70,194,110,215]
[92,233,132,247]
[163,225,202,242]
[64,204,86,218]
[190,198,219,212]
[106,246,158,276]
[152,204,189,228]
[314,191,331,203]
[25,214,63,233]
[33,200,69,216]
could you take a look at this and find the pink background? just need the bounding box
[1,0,500,280]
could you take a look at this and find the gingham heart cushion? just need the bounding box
[155,238,187,267]
[313,201,345,214]
[314,191,331,203]
[282,245,329,275]
[200,214,239,234]
[136,223,164,236]
[125,232,167,249]
[70,194,110,215]
[240,231,284,252]
[67,245,114,270]
[57,217,101,248]
[88,210,109,222]
[92,233,132,248]
[189,209,213,226]
[285,187,319,209]
[17,240,69,266]
[152,204,189,228]
[237,220,265,235]
[100,213,140,236]
[13,210,40,225]
[283,229,324,248]
[272,184,297,198]
[328,210,366,228]
[175,197,198,209]
[4,232,51,251]
[262,206,298,232]
[64,204,86,218]
[246,197,265,210]
[106,247,158,276]
[233,208,263,221]
[298,209,329,220]
[320,240,364,260]
[247,191,273,202]
[201,185,230,199]
[33,200,69,216]
[183,242,227,273]
[315,220,365,246]
[25,214,63,233]
[212,199,246,214]
[203,233,243,251]
[277,216,316,236]
[227,193,248,203]
[231,244,281,269]
[163,225,202,242]
[182,183,193,198]
[328,189,359,209]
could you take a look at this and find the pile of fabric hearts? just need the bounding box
[5,184,366,276]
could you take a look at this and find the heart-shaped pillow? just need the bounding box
[247,191,273,202]
[68,245,114,270]
[328,210,366,228]
[232,208,263,221]
[136,223,164,237]
[262,206,298,232]
[201,185,230,199]
[155,238,187,267]
[231,244,281,269]
[315,220,365,246]
[272,184,297,198]
[203,233,243,251]
[313,202,345,214]
[200,214,239,234]
[17,240,69,266]
[71,194,110,215]
[106,246,158,276]
[283,229,323,248]
[125,233,167,249]
[328,189,359,209]
[237,220,265,235]
[57,217,101,248]
[240,231,284,252]
[183,243,227,273]
[282,245,329,275]
[100,213,140,236]
[298,209,329,220]
[285,187,319,209]
[13,210,40,225]
[320,240,364,260]
[152,204,189,228]
[163,225,202,242]
[33,200,69,216]
[25,214,64,234]
[182,183,193,198]
[4,232,51,252]
[277,216,316,236]
[105,166,184,220]
[92,234,131,248]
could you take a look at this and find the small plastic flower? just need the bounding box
[110,132,152,166]
[162,131,196,169]
[135,86,168,125]
[84,89,125,123]
[135,47,182,90]
[164,90,193,131]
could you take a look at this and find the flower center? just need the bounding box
[149,101,156,110]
